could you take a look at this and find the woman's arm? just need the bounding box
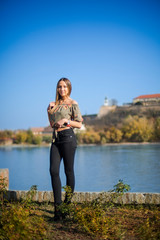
[69,120,82,129]
[56,118,82,129]
[47,102,55,128]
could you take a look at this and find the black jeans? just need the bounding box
[50,128,77,205]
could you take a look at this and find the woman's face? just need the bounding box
[57,80,69,98]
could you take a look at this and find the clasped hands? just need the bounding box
[54,119,68,128]
[47,102,68,128]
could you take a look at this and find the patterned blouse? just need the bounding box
[48,103,82,128]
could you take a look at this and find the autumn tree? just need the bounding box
[122,116,154,142]
[105,127,122,143]
[14,131,28,144]
[154,117,160,140]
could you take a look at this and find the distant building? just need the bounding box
[97,97,116,118]
[42,126,53,135]
[0,138,13,145]
[31,123,86,136]
[133,94,160,105]
[30,127,44,135]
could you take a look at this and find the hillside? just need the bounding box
[83,105,160,130]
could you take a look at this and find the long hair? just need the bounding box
[55,78,72,103]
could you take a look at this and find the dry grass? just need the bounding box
[33,203,160,240]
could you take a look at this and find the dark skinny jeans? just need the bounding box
[50,128,77,205]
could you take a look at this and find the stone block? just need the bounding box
[32,191,38,202]
[16,191,21,201]
[128,193,136,204]
[49,191,54,202]
[138,193,145,204]
[21,191,27,200]
[144,193,152,204]
[38,191,43,202]
[43,191,50,202]
[152,193,160,204]
[104,192,112,202]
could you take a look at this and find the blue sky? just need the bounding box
[0,0,160,130]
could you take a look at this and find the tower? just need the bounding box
[104,97,108,106]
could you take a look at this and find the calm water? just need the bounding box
[0,144,160,193]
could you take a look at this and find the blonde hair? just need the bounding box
[55,78,72,103]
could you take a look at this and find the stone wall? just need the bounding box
[97,105,116,118]
[1,169,160,205]
[5,190,160,205]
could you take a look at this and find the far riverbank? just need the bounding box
[0,141,160,148]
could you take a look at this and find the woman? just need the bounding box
[47,78,82,220]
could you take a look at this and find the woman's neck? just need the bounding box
[59,96,71,104]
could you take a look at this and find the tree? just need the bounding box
[42,135,52,143]
[26,130,34,144]
[14,131,28,144]
[32,136,42,145]
[154,117,160,140]
[122,116,154,142]
[105,127,122,143]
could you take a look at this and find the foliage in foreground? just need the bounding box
[0,184,47,240]
[56,182,160,240]
[0,180,160,240]
[0,203,46,240]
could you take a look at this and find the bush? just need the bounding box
[42,135,52,143]
[0,185,46,240]
[32,135,42,145]
[78,131,101,144]
[14,131,28,144]
[0,203,46,240]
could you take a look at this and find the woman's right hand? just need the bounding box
[47,102,55,111]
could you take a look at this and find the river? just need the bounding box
[0,143,160,192]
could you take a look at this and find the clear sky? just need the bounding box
[0,0,160,130]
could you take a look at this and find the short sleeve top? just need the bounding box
[48,103,83,128]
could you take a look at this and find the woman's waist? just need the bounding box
[53,128,75,142]
[55,128,73,136]
[56,126,71,132]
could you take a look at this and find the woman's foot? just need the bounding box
[53,204,63,221]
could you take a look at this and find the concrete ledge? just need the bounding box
[4,190,160,205]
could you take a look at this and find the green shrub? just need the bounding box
[42,135,52,143]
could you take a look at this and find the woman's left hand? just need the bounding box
[56,119,67,128]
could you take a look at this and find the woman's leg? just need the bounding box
[50,143,62,205]
[61,140,77,202]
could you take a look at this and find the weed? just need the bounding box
[111,179,131,193]
[23,185,38,207]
